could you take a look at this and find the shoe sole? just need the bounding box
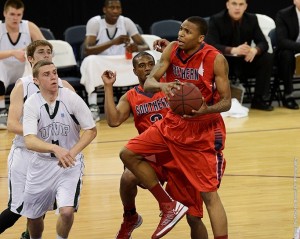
[152,204,188,239]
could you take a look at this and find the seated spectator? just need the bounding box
[275,0,300,110]
[0,0,45,129]
[205,0,274,111]
[80,0,150,121]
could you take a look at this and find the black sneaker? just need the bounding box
[251,98,274,111]
[20,231,30,239]
[282,97,299,110]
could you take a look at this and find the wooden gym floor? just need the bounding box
[0,102,300,239]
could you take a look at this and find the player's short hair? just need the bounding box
[26,40,53,58]
[4,0,24,11]
[32,60,54,78]
[104,0,121,7]
[186,16,208,36]
[132,51,155,68]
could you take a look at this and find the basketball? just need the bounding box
[168,83,203,116]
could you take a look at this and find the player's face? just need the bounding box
[35,64,59,93]
[226,0,247,20]
[178,21,205,55]
[29,46,53,65]
[103,0,122,24]
[133,55,155,83]
[3,7,24,29]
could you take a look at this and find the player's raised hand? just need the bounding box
[102,70,117,86]
[153,39,170,53]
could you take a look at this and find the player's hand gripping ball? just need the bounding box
[168,82,203,116]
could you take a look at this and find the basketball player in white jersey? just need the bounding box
[81,0,149,122]
[21,60,96,239]
[0,40,74,239]
[0,0,45,129]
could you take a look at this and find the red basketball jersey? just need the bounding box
[166,42,221,105]
[126,85,170,134]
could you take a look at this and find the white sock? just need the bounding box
[0,99,5,108]
[88,93,97,106]
[56,235,67,239]
[30,237,42,239]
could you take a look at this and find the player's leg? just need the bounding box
[186,214,208,239]
[56,207,75,238]
[115,168,143,239]
[120,147,188,239]
[120,129,188,239]
[27,216,44,238]
[0,208,21,233]
[1,147,31,235]
[201,191,227,239]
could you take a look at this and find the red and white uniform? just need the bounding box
[127,85,204,217]
[126,42,227,193]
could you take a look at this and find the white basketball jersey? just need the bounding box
[96,15,127,55]
[0,20,31,85]
[12,76,64,148]
[23,87,95,160]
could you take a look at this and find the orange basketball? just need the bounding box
[168,83,203,116]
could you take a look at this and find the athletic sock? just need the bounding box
[88,93,97,106]
[56,235,67,239]
[215,235,228,239]
[149,183,172,204]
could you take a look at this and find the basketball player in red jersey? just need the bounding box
[120,16,231,239]
[103,51,208,239]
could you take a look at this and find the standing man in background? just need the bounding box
[80,0,149,122]
[275,0,300,109]
[0,0,45,129]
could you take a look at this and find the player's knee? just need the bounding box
[121,169,139,185]
[119,147,134,163]
[186,214,201,226]
[201,191,220,207]
[59,207,74,222]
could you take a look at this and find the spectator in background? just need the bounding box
[205,0,274,111]
[80,0,150,122]
[0,0,45,129]
[275,0,300,110]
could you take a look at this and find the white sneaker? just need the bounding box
[89,104,100,122]
[0,108,7,130]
